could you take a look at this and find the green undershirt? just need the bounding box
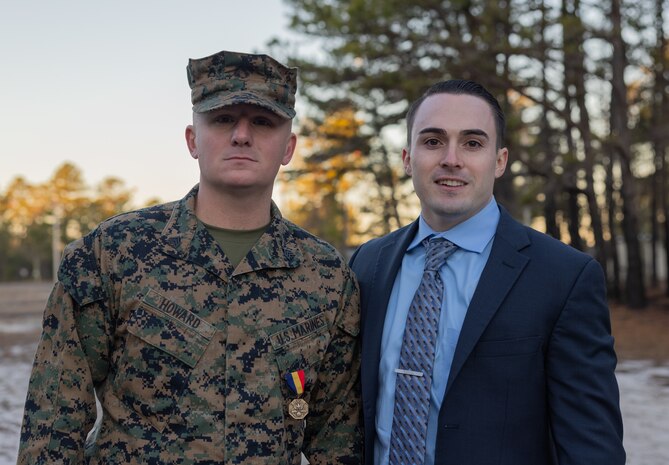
[201,221,269,269]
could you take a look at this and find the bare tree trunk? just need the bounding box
[375,145,403,233]
[651,171,660,287]
[567,188,585,251]
[561,108,584,249]
[540,1,560,239]
[31,256,42,281]
[560,0,587,252]
[544,178,560,239]
[609,0,646,308]
[606,157,622,299]
[492,0,517,215]
[564,0,609,268]
[648,0,669,295]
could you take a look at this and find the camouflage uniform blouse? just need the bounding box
[18,186,362,465]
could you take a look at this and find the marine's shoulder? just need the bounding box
[281,218,348,265]
[95,201,177,236]
[57,201,180,302]
[62,201,177,257]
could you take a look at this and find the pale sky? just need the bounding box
[0,0,295,205]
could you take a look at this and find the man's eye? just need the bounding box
[425,138,441,146]
[254,117,273,127]
[213,115,234,124]
[465,140,483,148]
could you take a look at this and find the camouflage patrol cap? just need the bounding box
[187,50,297,119]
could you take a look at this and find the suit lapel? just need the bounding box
[446,209,530,393]
[361,221,418,403]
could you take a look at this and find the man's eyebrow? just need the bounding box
[461,129,489,139]
[417,127,490,140]
[418,127,447,136]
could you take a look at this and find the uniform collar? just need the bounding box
[161,184,302,282]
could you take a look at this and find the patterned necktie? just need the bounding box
[389,237,457,465]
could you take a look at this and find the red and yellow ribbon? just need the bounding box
[284,369,305,396]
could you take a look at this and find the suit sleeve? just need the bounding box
[302,268,363,464]
[17,238,112,465]
[546,258,625,465]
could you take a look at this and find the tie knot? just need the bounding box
[422,237,457,271]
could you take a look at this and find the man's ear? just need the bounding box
[495,147,508,178]
[281,132,297,166]
[185,125,197,159]
[402,147,412,176]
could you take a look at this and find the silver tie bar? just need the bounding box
[395,368,424,377]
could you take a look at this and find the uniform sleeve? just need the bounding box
[302,269,363,465]
[17,238,112,465]
[546,259,626,465]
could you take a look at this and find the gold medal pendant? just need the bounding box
[288,398,309,420]
[285,369,308,419]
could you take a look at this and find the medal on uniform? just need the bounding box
[284,369,309,420]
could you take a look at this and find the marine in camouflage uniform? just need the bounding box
[17,51,362,465]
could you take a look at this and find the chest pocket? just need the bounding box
[114,291,216,432]
[271,314,331,398]
[127,289,216,367]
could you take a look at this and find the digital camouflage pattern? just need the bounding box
[187,50,297,119]
[18,185,362,465]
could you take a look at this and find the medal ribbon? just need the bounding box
[284,369,305,396]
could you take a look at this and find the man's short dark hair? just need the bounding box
[405,79,506,149]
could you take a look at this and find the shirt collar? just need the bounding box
[408,197,500,254]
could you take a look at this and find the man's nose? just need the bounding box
[231,118,252,145]
[440,144,462,167]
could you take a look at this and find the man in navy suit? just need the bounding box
[349,80,625,465]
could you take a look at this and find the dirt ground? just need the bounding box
[610,289,669,362]
[0,281,51,350]
[0,281,52,314]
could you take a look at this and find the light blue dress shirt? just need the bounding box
[374,198,500,465]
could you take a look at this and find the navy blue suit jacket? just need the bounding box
[349,207,625,465]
